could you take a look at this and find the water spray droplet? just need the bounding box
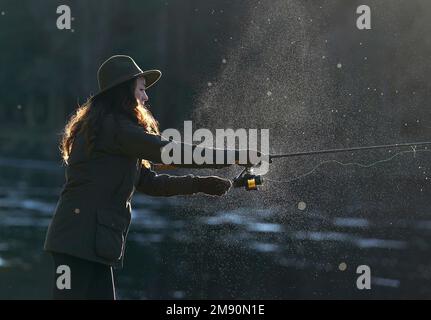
[207,82,212,87]
[222,58,227,64]
[297,201,306,211]
[339,263,347,271]
[337,63,342,69]
[267,91,272,96]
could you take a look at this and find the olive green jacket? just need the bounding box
[44,114,204,268]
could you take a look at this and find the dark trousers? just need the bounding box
[51,252,116,300]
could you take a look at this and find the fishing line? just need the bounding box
[265,148,431,184]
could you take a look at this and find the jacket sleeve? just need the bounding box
[135,165,199,196]
[113,115,238,168]
[113,115,170,163]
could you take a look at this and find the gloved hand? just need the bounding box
[194,176,232,196]
[235,149,265,166]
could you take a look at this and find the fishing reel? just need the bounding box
[233,166,264,191]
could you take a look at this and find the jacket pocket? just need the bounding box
[95,208,130,262]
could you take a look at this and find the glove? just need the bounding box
[235,149,264,166]
[193,176,232,196]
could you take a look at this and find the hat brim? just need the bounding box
[90,69,162,101]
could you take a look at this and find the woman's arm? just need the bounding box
[110,115,260,167]
[135,165,232,197]
[113,115,170,163]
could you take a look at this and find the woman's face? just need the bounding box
[134,77,149,106]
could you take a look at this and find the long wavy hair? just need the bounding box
[60,76,159,166]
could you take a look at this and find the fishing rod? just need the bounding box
[233,141,431,191]
[269,141,431,161]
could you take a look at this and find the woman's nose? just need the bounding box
[143,91,149,101]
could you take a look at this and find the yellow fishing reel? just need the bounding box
[233,167,264,191]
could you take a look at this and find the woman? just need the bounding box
[44,55,258,300]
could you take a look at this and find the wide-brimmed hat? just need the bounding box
[92,55,161,99]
